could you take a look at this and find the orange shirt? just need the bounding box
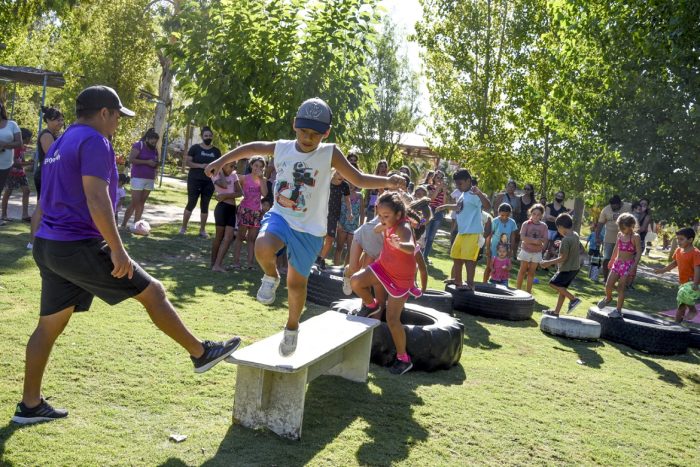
[673,247,700,284]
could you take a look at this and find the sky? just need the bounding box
[379,0,431,127]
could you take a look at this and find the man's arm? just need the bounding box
[83,175,133,279]
[332,148,404,190]
[205,142,276,178]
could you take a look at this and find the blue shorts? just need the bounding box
[260,212,323,277]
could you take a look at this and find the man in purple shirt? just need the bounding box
[12,86,241,425]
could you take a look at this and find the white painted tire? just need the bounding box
[540,315,601,341]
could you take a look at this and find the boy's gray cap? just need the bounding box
[76,85,135,117]
[295,98,332,133]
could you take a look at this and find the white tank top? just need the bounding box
[270,139,334,236]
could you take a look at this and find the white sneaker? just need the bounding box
[342,266,352,296]
[26,242,33,250]
[256,274,280,305]
[279,327,299,356]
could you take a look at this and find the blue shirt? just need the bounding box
[491,216,518,247]
[455,191,483,234]
[587,232,598,250]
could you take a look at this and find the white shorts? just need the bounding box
[518,249,543,263]
[130,177,155,191]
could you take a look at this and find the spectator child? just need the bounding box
[435,169,491,290]
[1,128,33,221]
[516,204,548,292]
[231,156,267,269]
[653,227,700,323]
[596,213,642,317]
[484,203,518,282]
[316,170,350,268]
[115,174,129,223]
[334,180,363,266]
[540,213,582,316]
[489,243,511,286]
[210,163,240,272]
[350,192,422,375]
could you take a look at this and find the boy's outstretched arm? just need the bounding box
[205,142,276,178]
[653,261,677,275]
[331,148,404,190]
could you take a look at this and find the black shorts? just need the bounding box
[549,269,579,288]
[33,237,153,316]
[327,216,339,237]
[214,201,237,228]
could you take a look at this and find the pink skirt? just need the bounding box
[369,261,422,299]
[611,258,635,277]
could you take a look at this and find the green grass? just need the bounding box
[0,222,698,466]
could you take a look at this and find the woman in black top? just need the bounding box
[544,190,569,251]
[179,126,222,238]
[29,106,64,249]
[517,183,536,225]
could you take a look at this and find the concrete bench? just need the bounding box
[226,311,380,440]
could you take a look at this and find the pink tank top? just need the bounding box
[377,220,418,286]
[239,175,262,211]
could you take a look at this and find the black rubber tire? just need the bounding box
[586,306,690,355]
[446,283,534,321]
[687,327,700,349]
[407,289,454,316]
[306,265,353,307]
[331,298,464,371]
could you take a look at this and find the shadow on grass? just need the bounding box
[0,422,21,466]
[546,335,605,369]
[160,365,466,466]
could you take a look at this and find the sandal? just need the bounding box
[443,278,456,285]
[228,263,241,270]
[543,310,559,317]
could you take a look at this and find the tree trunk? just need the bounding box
[541,126,549,198]
[153,51,173,149]
[572,197,584,233]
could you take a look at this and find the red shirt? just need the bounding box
[673,247,700,284]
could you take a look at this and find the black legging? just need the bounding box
[0,167,10,194]
[185,176,215,213]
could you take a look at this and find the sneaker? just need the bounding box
[191,337,241,373]
[567,298,582,314]
[342,266,352,296]
[597,298,611,309]
[178,226,186,235]
[256,274,280,305]
[356,302,381,319]
[389,359,413,375]
[315,258,327,270]
[608,309,623,319]
[11,398,68,425]
[279,328,299,356]
[26,242,33,250]
[543,309,559,317]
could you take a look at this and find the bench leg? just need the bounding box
[233,366,308,440]
[325,330,373,383]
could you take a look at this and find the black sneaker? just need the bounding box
[191,337,241,373]
[389,359,413,375]
[12,398,68,425]
[567,298,582,314]
[356,304,381,319]
[316,258,327,270]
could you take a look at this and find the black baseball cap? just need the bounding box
[76,85,135,117]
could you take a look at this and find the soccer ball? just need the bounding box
[131,220,151,236]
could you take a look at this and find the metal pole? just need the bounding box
[9,81,16,119]
[35,74,48,162]
[159,104,171,188]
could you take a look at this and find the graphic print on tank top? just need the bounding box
[274,160,319,214]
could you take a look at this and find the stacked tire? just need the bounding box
[331,299,464,371]
[307,265,351,307]
[540,315,601,341]
[408,289,454,315]
[586,306,690,355]
[446,283,534,321]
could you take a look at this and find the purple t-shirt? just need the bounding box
[36,124,117,241]
[130,141,158,180]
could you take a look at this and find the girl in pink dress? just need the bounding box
[231,156,268,269]
[350,192,422,376]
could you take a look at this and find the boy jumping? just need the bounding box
[435,169,490,290]
[12,86,240,425]
[205,98,403,356]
